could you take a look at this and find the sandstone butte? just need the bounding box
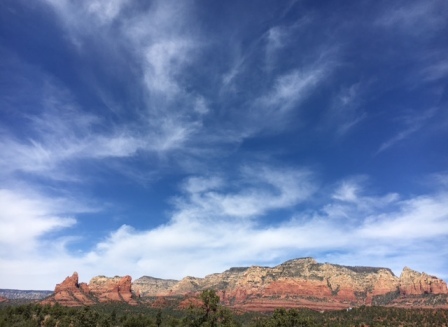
[42,272,137,306]
[42,258,448,311]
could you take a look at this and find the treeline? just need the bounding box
[252,306,448,327]
[1,290,448,327]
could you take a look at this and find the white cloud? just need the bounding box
[122,0,199,98]
[332,180,361,202]
[2,0,448,291]
[0,94,146,180]
[173,165,316,220]
[1,166,448,289]
[0,183,101,262]
[266,27,286,51]
[86,0,127,23]
[258,69,323,112]
[44,0,127,26]
[143,39,194,96]
[0,189,76,254]
[359,193,448,240]
[40,0,208,158]
[79,176,447,282]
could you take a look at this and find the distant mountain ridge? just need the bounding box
[42,257,448,311]
[0,289,52,300]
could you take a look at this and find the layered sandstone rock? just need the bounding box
[197,258,401,309]
[43,272,95,306]
[132,276,178,297]
[89,275,137,304]
[43,273,137,306]
[43,258,448,310]
[132,258,448,310]
[399,267,448,295]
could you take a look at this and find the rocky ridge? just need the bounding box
[44,258,448,311]
[0,289,52,300]
[89,275,137,304]
[42,272,136,306]
[132,276,178,298]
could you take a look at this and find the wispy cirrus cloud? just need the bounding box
[44,0,127,26]
[376,107,438,154]
[359,193,448,240]
[72,170,448,284]
[0,186,96,257]
[375,0,448,34]
[264,15,314,71]
[258,68,324,112]
[0,82,145,180]
[85,0,127,24]
[174,165,316,220]
[1,0,210,182]
[2,0,447,291]
[246,63,331,134]
[40,0,208,157]
[324,83,367,136]
[1,161,448,288]
[420,58,448,82]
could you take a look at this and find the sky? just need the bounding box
[0,0,447,290]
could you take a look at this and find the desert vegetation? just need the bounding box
[1,290,448,327]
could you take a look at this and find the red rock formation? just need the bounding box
[43,259,448,310]
[137,258,448,311]
[42,272,96,306]
[42,272,137,306]
[399,267,448,295]
[89,275,137,305]
[150,296,170,308]
[0,296,7,303]
[178,295,203,310]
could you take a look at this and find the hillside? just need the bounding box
[42,257,448,311]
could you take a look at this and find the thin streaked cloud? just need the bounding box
[0,0,447,289]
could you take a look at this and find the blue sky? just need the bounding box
[1,0,447,290]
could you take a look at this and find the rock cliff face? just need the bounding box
[89,275,137,305]
[132,258,448,311]
[132,276,178,297]
[45,272,96,306]
[399,267,448,295]
[42,272,137,306]
[43,258,448,310]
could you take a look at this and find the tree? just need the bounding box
[156,309,163,327]
[201,289,220,325]
[182,289,239,327]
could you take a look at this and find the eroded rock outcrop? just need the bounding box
[179,258,403,309]
[42,273,137,306]
[89,275,137,305]
[42,272,95,306]
[399,267,448,295]
[132,258,448,310]
[44,258,448,310]
[132,276,178,297]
